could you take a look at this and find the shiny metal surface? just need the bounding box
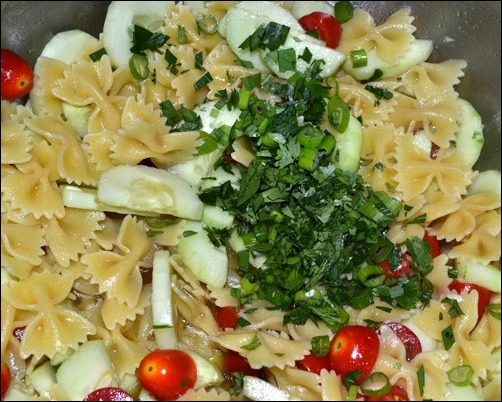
[1,1,500,170]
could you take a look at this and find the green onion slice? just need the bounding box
[311,335,330,357]
[486,303,501,320]
[196,14,218,34]
[350,49,368,68]
[129,53,149,81]
[359,372,392,397]
[358,264,386,288]
[299,147,319,171]
[328,95,350,133]
[447,365,474,386]
[334,1,354,23]
[297,126,324,148]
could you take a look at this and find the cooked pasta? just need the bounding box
[1,1,500,402]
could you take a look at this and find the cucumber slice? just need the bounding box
[243,376,301,401]
[455,98,484,169]
[152,250,177,349]
[290,1,334,19]
[202,205,234,230]
[444,383,483,401]
[220,7,270,71]
[343,40,433,81]
[41,30,100,64]
[182,1,207,16]
[61,103,93,137]
[234,1,303,31]
[181,349,224,390]
[331,115,363,172]
[467,170,501,195]
[261,28,346,79]
[456,257,501,293]
[103,1,174,67]
[27,361,57,396]
[97,165,203,219]
[177,220,228,289]
[56,340,114,401]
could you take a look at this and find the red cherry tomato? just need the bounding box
[224,350,261,377]
[328,325,379,385]
[363,384,409,401]
[377,322,422,362]
[1,363,11,401]
[216,306,239,331]
[1,49,34,100]
[378,254,411,279]
[423,230,441,258]
[297,353,331,375]
[298,12,343,49]
[448,280,492,319]
[83,387,134,401]
[137,349,197,400]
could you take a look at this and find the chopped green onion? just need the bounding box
[238,250,250,272]
[241,274,259,293]
[334,1,354,23]
[237,89,251,110]
[297,126,324,148]
[319,133,336,154]
[417,365,425,396]
[486,303,501,320]
[193,71,213,90]
[359,372,391,397]
[196,132,218,155]
[358,264,386,288]
[327,95,350,133]
[178,25,187,44]
[196,14,218,34]
[441,325,455,350]
[350,49,368,68]
[358,191,401,226]
[346,384,358,401]
[299,147,318,171]
[89,47,107,62]
[129,53,149,81]
[311,335,330,357]
[447,365,474,386]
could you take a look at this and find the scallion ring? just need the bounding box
[447,365,474,386]
[196,14,218,34]
[129,53,149,81]
[486,303,501,320]
[350,49,368,68]
[311,335,330,357]
[328,95,350,133]
[334,1,354,23]
[358,264,386,288]
[359,372,391,397]
[297,126,324,148]
[299,147,319,171]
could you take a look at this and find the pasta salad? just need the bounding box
[1,1,500,401]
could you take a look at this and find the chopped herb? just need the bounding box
[130,25,168,53]
[367,68,383,81]
[342,370,362,387]
[241,334,261,350]
[417,365,425,396]
[196,14,218,34]
[89,47,107,62]
[364,84,393,105]
[241,73,261,91]
[311,335,330,357]
[177,25,187,44]
[182,230,197,237]
[236,317,251,328]
[240,22,290,52]
[442,325,455,350]
[159,99,181,127]
[194,51,204,70]
[441,297,465,318]
[194,71,213,90]
[486,303,501,320]
[408,214,427,224]
[235,58,255,69]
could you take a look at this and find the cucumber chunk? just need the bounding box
[97,165,203,219]
[444,383,483,401]
[41,30,100,65]
[27,361,57,396]
[343,40,433,81]
[290,1,334,19]
[103,1,174,67]
[61,103,93,137]
[234,1,303,31]
[331,115,363,172]
[243,376,301,401]
[455,98,484,169]
[456,257,501,293]
[467,170,501,195]
[56,340,114,401]
[182,349,224,390]
[177,220,228,289]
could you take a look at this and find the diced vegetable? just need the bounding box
[456,257,501,293]
[96,165,204,219]
[455,98,484,169]
[331,115,363,172]
[290,1,334,19]
[40,30,100,64]
[467,170,501,195]
[181,349,224,390]
[242,376,301,401]
[61,103,93,137]
[27,361,57,396]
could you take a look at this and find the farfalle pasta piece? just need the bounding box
[83,129,116,171]
[1,222,45,279]
[82,215,151,308]
[178,387,231,401]
[320,370,346,401]
[109,65,140,97]
[287,319,332,342]
[29,56,67,115]
[393,133,474,202]
[52,56,122,133]
[44,209,105,267]
[1,269,96,361]
[24,114,99,186]
[213,329,310,369]
[398,60,467,103]
[204,1,238,20]
[338,7,416,65]
[1,120,32,164]
[268,366,322,400]
[239,305,288,332]
[359,122,402,193]
[390,92,460,149]
[1,99,18,121]
[448,210,501,264]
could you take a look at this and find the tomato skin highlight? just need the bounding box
[423,230,441,258]
[1,363,11,401]
[297,353,331,375]
[83,387,134,401]
[138,349,197,400]
[378,254,411,279]
[215,306,239,330]
[298,12,342,49]
[328,325,380,385]
[377,321,422,362]
[363,384,409,401]
[224,350,262,377]
[1,49,34,100]
[448,280,492,319]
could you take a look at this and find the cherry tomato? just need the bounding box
[224,350,261,377]
[363,384,409,401]
[137,349,197,400]
[1,49,34,100]
[13,326,25,342]
[1,363,11,401]
[423,230,441,258]
[298,12,343,49]
[377,322,422,362]
[297,353,331,375]
[328,325,379,385]
[83,387,134,401]
[448,280,492,319]
[378,254,411,279]
[216,306,239,331]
